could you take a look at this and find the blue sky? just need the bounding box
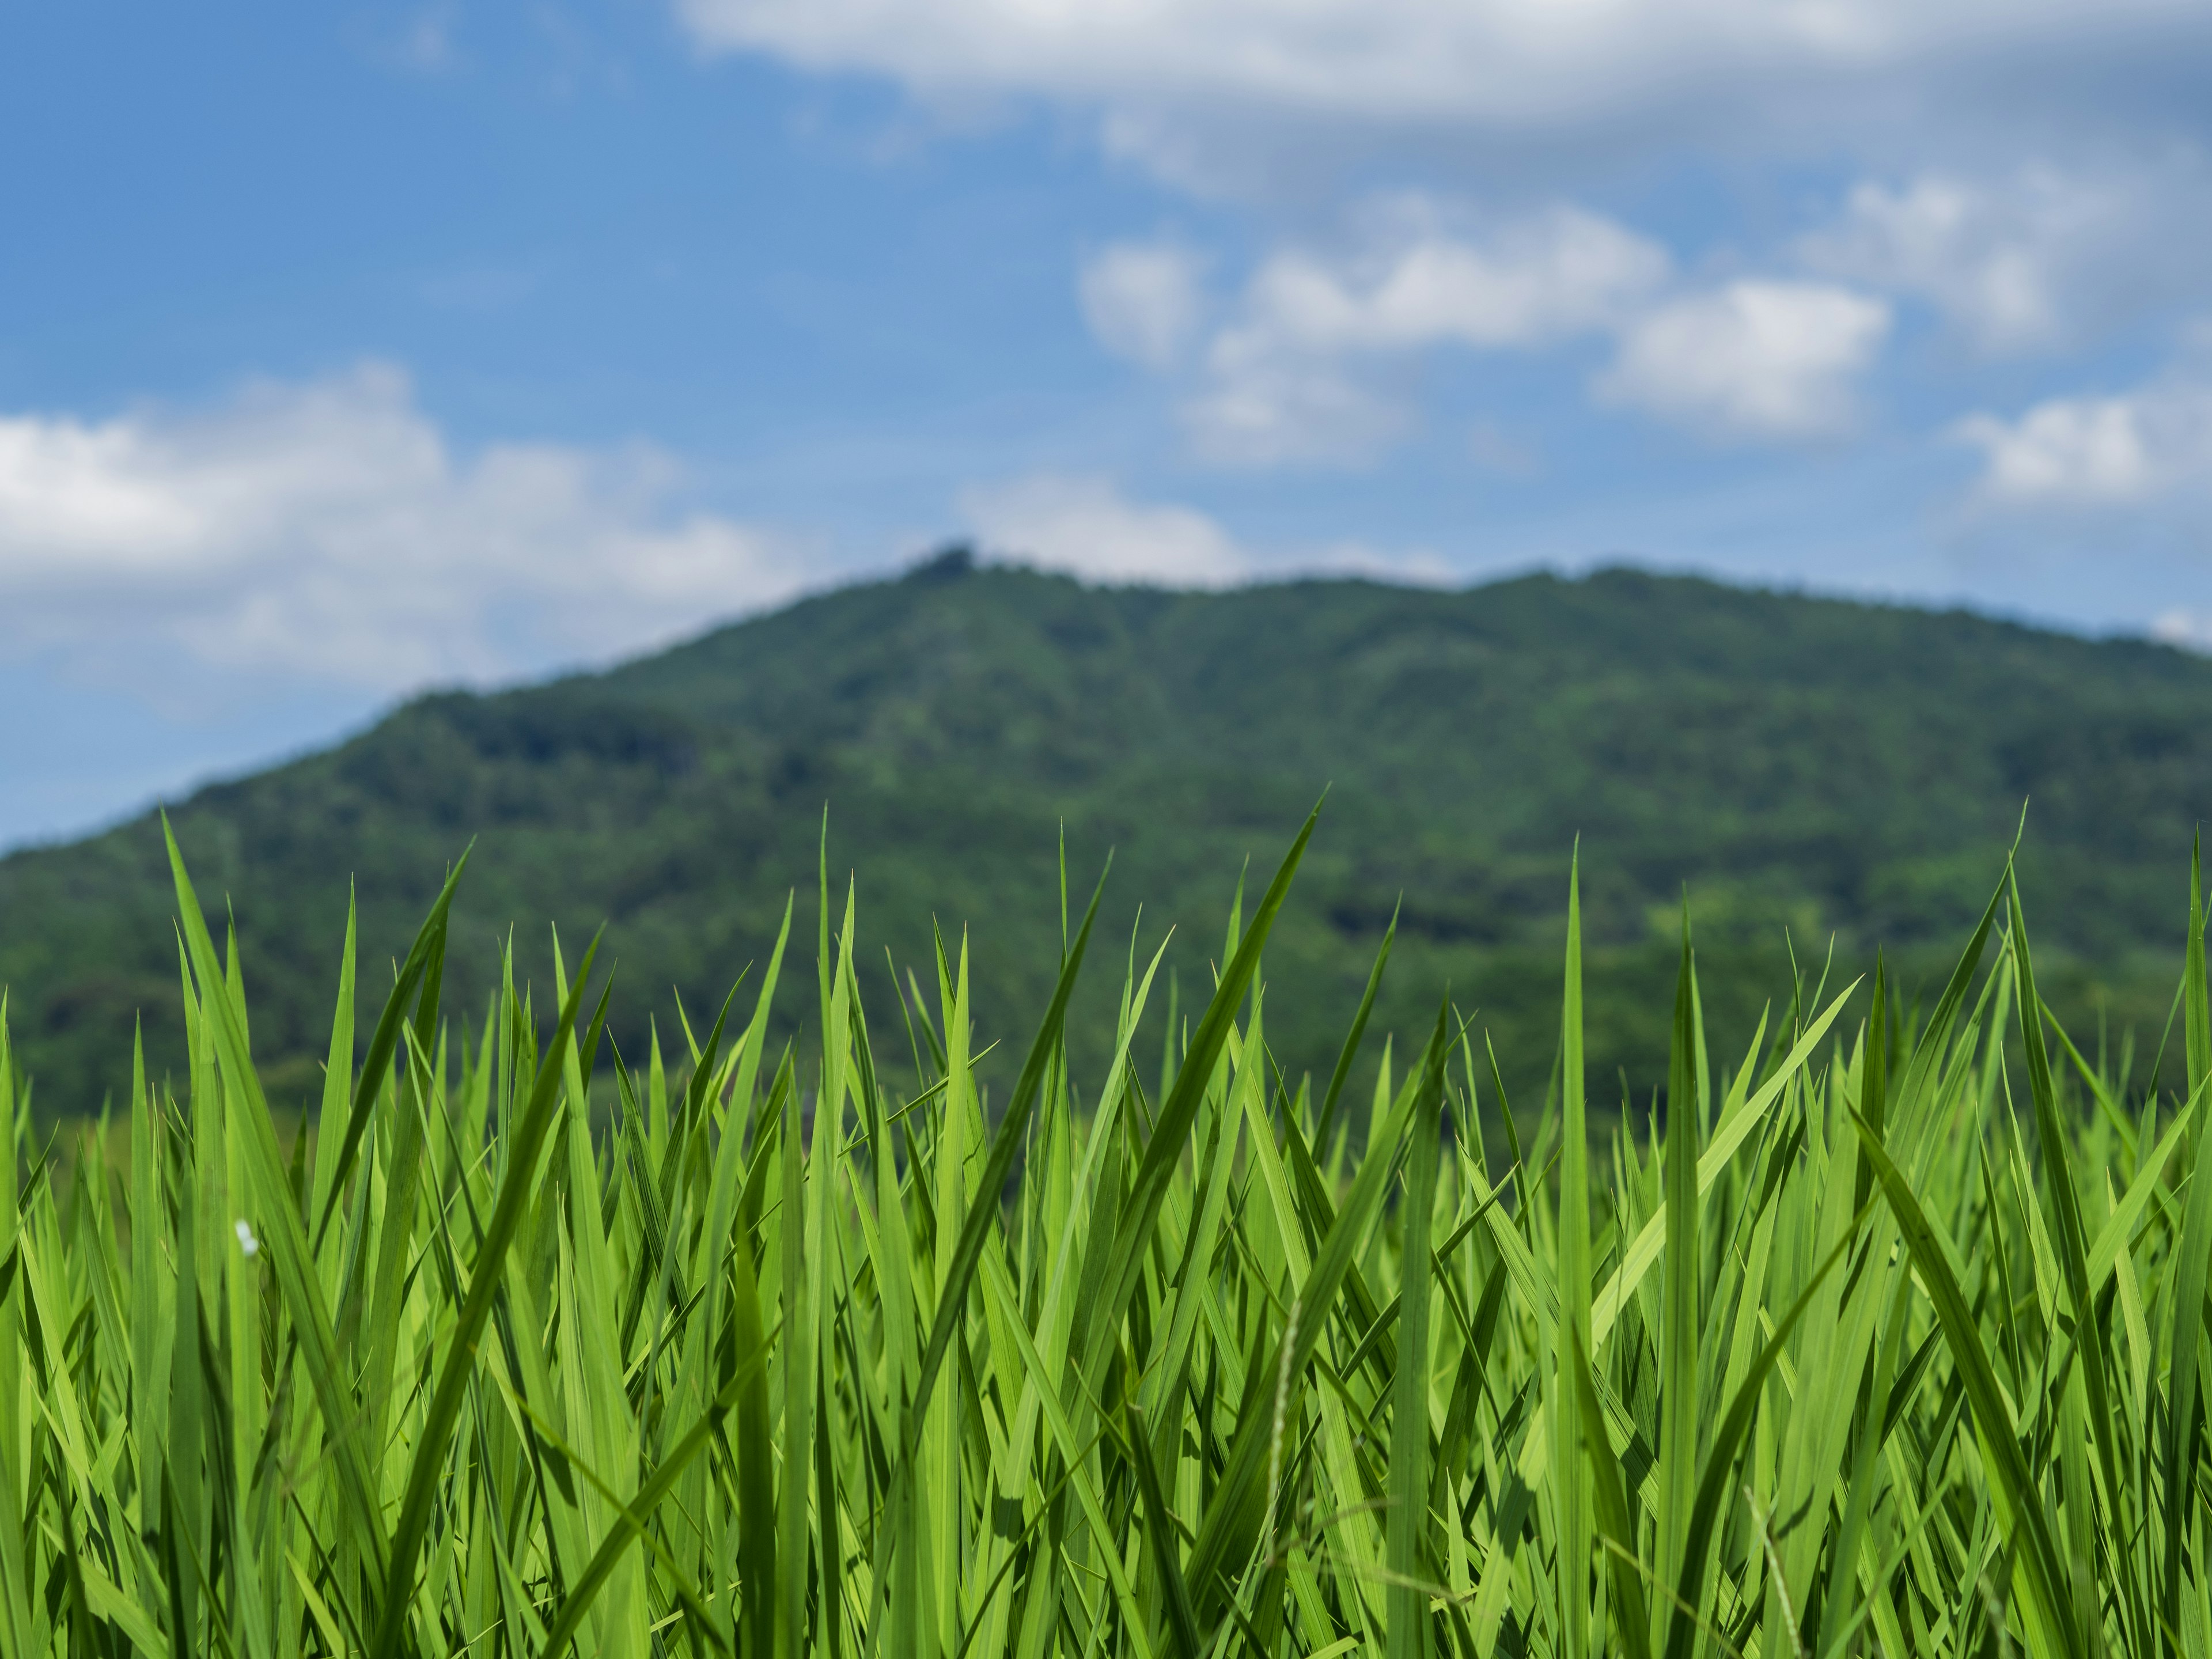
[3,1,2211,847]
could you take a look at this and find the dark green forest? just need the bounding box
[4,550,2208,1118]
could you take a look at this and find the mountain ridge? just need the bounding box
[5,556,2207,1114]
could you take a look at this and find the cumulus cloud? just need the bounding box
[2152,610,2212,652]
[1598,281,1892,440]
[960,474,1250,586]
[1143,203,1899,460]
[1223,204,1668,355]
[1953,379,2212,507]
[0,364,809,692]
[1799,168,2198,353]
[674,0,2209,142]
[960,472,1453,588]
[1180,200,1666,464]
[1080,241,1208,369]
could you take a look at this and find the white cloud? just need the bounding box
[0,364,809,692]
[1080,241,1207,369]
[1222,203,1667,355]
[2152,609,2212,652]
[1800,168,2181,352]
[1599,281,1891,440]
[960,472,1455,588]
[961,474,1250,586]
[1308,541,1460,587]
[1108,203,1902,461]
[1181,200,1666,465]
[1181,355,1406,468]
[1953,380,2212,507]
[675,0,2209,141]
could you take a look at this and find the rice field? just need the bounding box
[2,805,2210,1657]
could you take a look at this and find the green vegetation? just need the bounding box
[6,556,2212,1116]
[5,806,2212,1656]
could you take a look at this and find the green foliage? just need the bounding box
[3,812,2212,1656]
[6,562,2212,1116]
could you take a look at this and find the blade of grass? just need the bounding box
[1554,845,1593,1659]
[369,932,605,1659]
[1847,1111,2084,1659]
[2162,832,2212,1643]
[1386,1001,1449,1659]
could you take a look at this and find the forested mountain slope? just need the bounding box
[5,550,2207,1113]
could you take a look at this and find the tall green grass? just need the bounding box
[2,807,2211,1657]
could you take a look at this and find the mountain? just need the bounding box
[5,551,2209,1117]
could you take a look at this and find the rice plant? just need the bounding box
[2,803,2210,1657]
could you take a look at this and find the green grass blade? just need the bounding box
[2007,864,2139,1653]
[2163,832,2212,1642]
[369,931,605,1659]
[1848,1111,2084,1659]
[1590,975,1863,1353]
[306,839,471,1248]
[160,817,391,1589]
[535,1340,776,1659]
[1662,1211,1867,1659]
[908,855,1108,1441]
[1081,799,1324,1388]
[1656,911,1700,1628]
[1554,844,1593,1659]
[1315,902,1397,1146]
[1572,1327,1652,1659]
[1386,1001,1448,1659]
[1123,1396,1204,1659]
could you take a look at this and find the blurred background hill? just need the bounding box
[4,552,2208,1119]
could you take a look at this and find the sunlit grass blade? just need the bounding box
[1848,1112,2084,1659]
[303,836,471,1248]
[1080,798,1324,1389]
[369,931,607,1659]
[1315,902,1397,1146]
[1122,1396,1203,1659]
[1661,1211,1868,1659]
[908,854,1108,1438]
[1655,906,1699,1641]
[1571,1326,1651,1659]
[2162,831,2212,1643]
[1385,1001,1448,1659]
[1554,844,1593,1659]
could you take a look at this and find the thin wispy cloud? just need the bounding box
[1798,163,2212,355]
[1080,240,1209,370]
